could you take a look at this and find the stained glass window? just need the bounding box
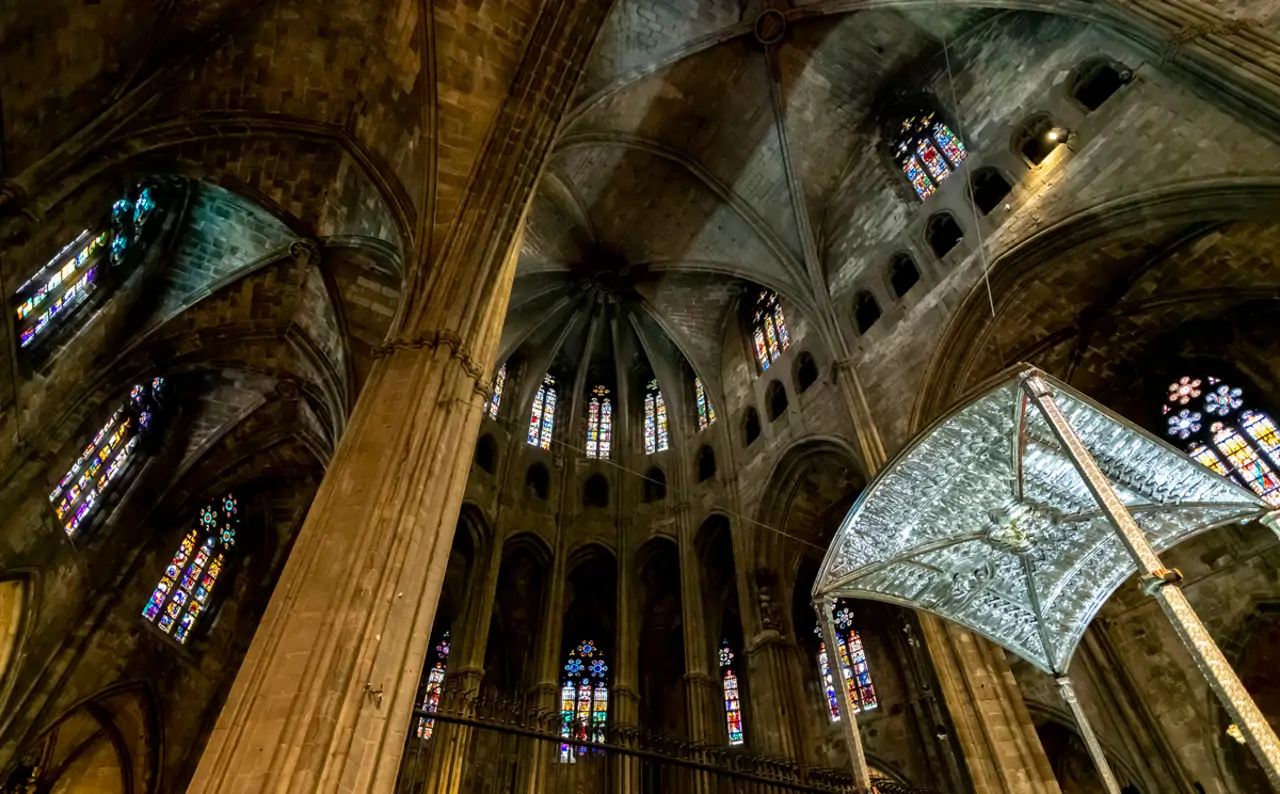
[141,492,238,644]
[485,364,506,420]
[528,375,556,450]
[892,112,968,201]
[751,290,791,371]
[14,185,158,351]
[586,385,612,459]
[49,377,164,536]
[696,377,716,430]
[1162,375,1280,506]
[644,379,668,454]
[417,631,451,738]
[720,641,745,746]
[559,640,608,763]
[813,605,878,720]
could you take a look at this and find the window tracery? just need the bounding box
[586,385,612,459]
[696,377,716,430]
[528,375,557,449]
[559,640,608,762]
[142,492,238,644]
[720,641,744,745]
[644,379,668,454]
[1163,375,1280,506]
[15,185,158,351]
[813,605,878,720]
[892,111,968,201]
[752,290,791,371]
[485,364,506,420]
[417,631,451,739]
[50,377,164,536]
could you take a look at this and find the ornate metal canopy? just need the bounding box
[813,367,1270,674]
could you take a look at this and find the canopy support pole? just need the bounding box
[817,599,873,793]
[1024,372,1280,791]
[1056,676,1121,794]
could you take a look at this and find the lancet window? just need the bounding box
[14,184,158,351]
[50,377,164,536]
[720,641,745,746]
[696,377,717,430]
[1164,375,1280,506]
[485,364,506,420]
[892,111,968,201]
[142,492,238,644]
[586,385,613,459]
[559,640,608,762]
[813,605,878,720]
[528,374,557,450]
[644,379,668,454]
[752,289,791,371]
[417,631,451,738]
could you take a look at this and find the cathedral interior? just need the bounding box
[2,0,1280,792]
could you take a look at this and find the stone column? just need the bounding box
[918,615,1061,794]
[743,628,809,762]
[675,502,718,746]
[186,5,612,792]
[612,521,639,794]
[522,519,569,794]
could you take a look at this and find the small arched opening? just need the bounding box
[888,254,919,299]
[643,467,667,503]
[766,381,788,421]
[854,291,881,334]
[697,445,717,483]
[526,463,550,500]
[926,213,964,259]
[794,351,819,393]
[743,408,761,447]
[1069,58,1130,111]
[1015,113,1061,166]
[475,434,497,473]
[583,474,609,508]
[971,167,1013,215]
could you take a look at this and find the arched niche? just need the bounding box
[643,467,667,503]
[526,463,550,500]
[583,473,609,508]
[794,351,819,393]
[0,578,26,695]
[474,433,497,474]
[743,407,761,447]
[695,516,752,746]
[697,445,716,483]
[483,534,552,695]
[635,537,687,739]
[766,381,788,421]
[562,545,618,667]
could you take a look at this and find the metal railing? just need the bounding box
[395,690,943,794]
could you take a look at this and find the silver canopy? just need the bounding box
[812,367,1269,674]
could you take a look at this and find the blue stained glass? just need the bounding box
[560,639,608,763]
[932,123,967,166]
[141,493,238,645]
[696,377,716,430]
[529,375,556,449]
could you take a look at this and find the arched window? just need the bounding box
[1014,114,1061,166]
[1163,375,1280,506]
[475,434,497,473]
[888,254,920,300]
[586,385,612,459]
[644,379,668,454]
[971,168,1013,215]
[743,408,761,447]
[892,111,967,201]
[485,364,506,420]
[142,493,239,644]
[560,640,608,762]
[751,290,791,371]
[50,377,165,536]
[643,467,667,503]
[417,631,451,738]
[854,291,881,334]
[526,463,550,500]
[766,380,788,421]
[926,213,965,258]
[698,445,716,483]
[813,604,878,720]
[1069,58,1129,111]
[583,474,609,508]
[528,375,557,449]
[720,641,745,746]
[795,351,818,393]
[696,377,717,430]
[15,184,158,351]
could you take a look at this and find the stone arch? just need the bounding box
[742,406,761,447]
[853,291,881,334]
[971,167,1014,215]
[1013,113,1063,167]
[1067,56,1133,112]
[697,444,717,483]
[583,473,610,508]
[766,380,788,421]
[643,466,667,502]
[0,573,31,707]
[887,253,920,300]
[633,536,687,737]
[925,212,964,259]
[484,533,553,695]
[563,543,618,664]
[911,180,1280,433]
[474,433,497,474]
[1023,702,1145,793]
[794,350,819,393]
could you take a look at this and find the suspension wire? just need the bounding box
[464,396,829,553]
[936,6,1007,364]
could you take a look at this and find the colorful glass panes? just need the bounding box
[142,493,238,644]
[417,631,451,738]
[560,639,608,762]
[720,641,744,746]
[814,624,840,721]
[752,290,791,371]
[1163,376,1280,507]
[892,112,968,201]
[49,378,164,536]
[814,606,878,719]
[14,186,157,350]
[644,379,668,454]
[528,375,556,449]
[696,377,717,430]
[586,385,612,459]
[485,364,506,420]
